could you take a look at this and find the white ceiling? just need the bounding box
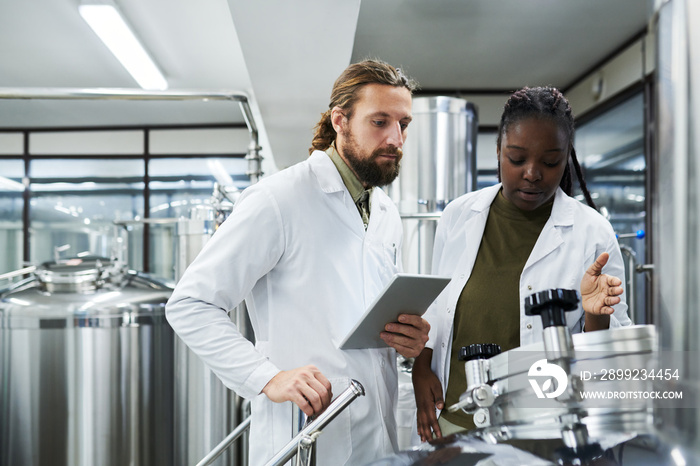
[0,0,652,171]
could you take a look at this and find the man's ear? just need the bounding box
[330,107,346,133]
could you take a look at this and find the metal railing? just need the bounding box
[616,230,652,325]
[0,87,263,182]
[196,416,252,466]
[197,379,365,466]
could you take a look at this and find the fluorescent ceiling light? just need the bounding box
[80,4,168,90]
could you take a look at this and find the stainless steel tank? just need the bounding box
[652,0,700,456]
[390,96,478,274]
[172,186,250,466]
[0,257,174,466]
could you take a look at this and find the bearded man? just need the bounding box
[166,59,430,465]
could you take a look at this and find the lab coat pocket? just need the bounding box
[362,240,399,296]
[315,376,353,464]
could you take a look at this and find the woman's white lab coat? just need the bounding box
[424,184,632,400]
[166,151,403,465]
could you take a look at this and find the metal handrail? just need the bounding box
[195,415,252,466]
[0,266,37,283]
[264,379,365,466]
[619,244,637,321]
[0,266,38,296]
[0,87,263,182]
[196,380,365,466]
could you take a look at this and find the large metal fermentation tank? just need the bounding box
[0,258,174,466]
[172,187,251,466]
[652,0,700,456]
[391,96,478,274]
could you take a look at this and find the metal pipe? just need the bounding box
[618,244,637,323]
[195,415,252,466]
[264,380,365,466]
[0,87,263,180]
[113,218,180,226]
[0,266,37,282]
[399,213,442,220]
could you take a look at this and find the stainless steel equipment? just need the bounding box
[652,0,700,456]
[0,257,174,466]
[468,325,657,442]
[173,184,250,466]
[0,87,262,466]
[447,290,656,450]
[370,290,687,465]
[369,431,676,465]
[174,183,237,282]
[390,96,478,274]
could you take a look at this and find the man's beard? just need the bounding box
[339,130,402,187]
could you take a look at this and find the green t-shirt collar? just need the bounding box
[326,145,374,208]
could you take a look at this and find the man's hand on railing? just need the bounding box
[262,365,333,417]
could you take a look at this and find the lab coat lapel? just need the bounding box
[447,186,498,307]
[523,188,572,271]
[309,150,366,235]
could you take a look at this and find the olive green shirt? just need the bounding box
[441,189,553,429]
[327,145,373,229]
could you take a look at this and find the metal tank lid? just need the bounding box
[34,256,120,293]
[0,257,173,329]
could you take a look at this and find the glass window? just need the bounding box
[0,159,25,274]
[147,157,249,279]
[28,159,145,269]
[3,127,254,282]
[476,130,498,189]
[575,92,646,323]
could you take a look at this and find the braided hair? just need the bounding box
[496,86,597,209]
[309,59,418,155]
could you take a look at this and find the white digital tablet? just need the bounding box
[339,273,451,350]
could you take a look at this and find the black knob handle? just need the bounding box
[524,288,579,328]
[459,343,502,361]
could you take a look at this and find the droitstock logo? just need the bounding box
[528,359,568,399]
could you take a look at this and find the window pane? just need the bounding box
[0,159,25,274]
[476,131,498,189]
[575,92,646,323]
[148,157,250,280]
[28,159,144,270]
[575,93,645,223]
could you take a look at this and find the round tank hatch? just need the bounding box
[34,256,124,293]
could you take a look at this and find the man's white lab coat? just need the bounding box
[166,151,403,465]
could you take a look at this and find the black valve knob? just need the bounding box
[524,288,579,328]
[459,343,502,362]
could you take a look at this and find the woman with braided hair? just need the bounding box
[411,86,632,441]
